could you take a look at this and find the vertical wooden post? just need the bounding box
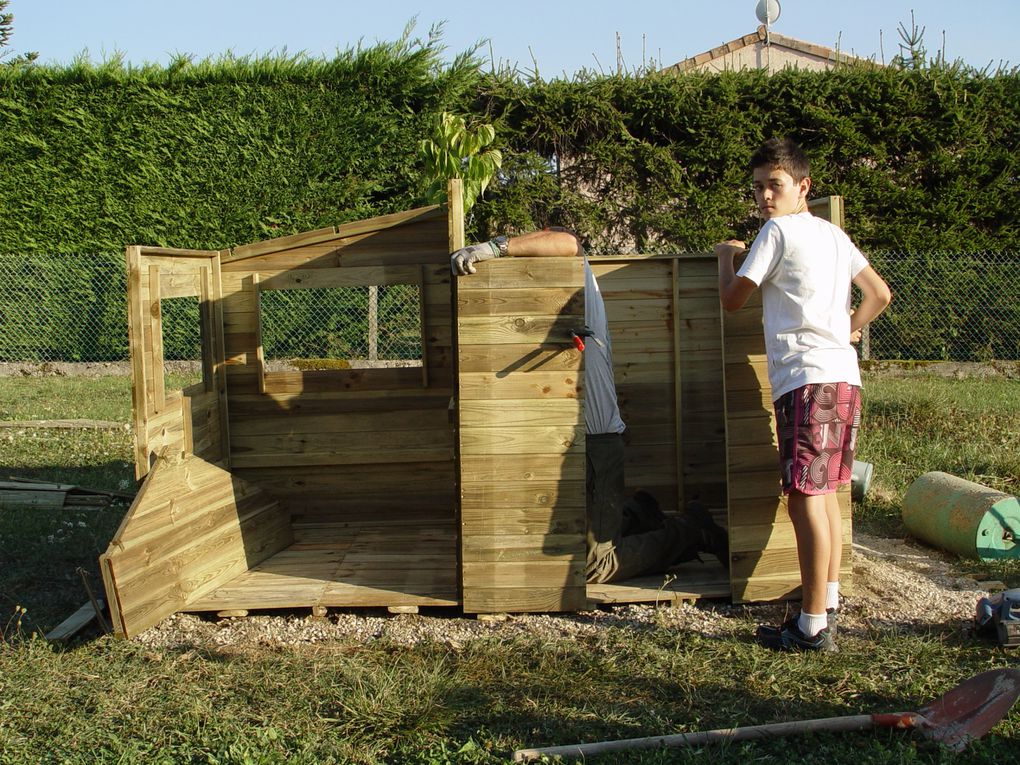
[126,246,149,479]
[368,285,379,361]
[671,259,685,512]
[448,178,465,252]
[148,265,165,413]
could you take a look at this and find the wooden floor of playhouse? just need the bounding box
[185,519,731,614]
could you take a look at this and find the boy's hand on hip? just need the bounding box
[714,240,746,259]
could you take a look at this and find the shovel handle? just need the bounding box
[513,714,908,762]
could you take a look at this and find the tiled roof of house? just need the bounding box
[663,25,872,73]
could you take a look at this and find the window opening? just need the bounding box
[160,295,206,390]
[259,284,423,371]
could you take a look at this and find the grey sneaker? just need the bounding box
[755,618,838,652]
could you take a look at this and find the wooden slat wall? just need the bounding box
[722,196,853,603]
[590,256,727,519]
[100,451,292,638]
[126,247,229,480]
[218,207,456,523]
[457,257,588,613]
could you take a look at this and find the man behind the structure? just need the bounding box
[451,229,728,583]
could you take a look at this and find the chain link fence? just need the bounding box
[1,251,1017,367]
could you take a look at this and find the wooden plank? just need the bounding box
[587,559,731,603]
[137,247,219,259]
[45,599,106,642]
[457,287,584,317]
[458,399,581,427]
[456,315,584,346]
[459,453,586,483]
[251,366,445,395]
[672,259,685,511]
[455,259,584,290]
[460,481,585,509]
[230,446,454,469]
[229,226,339,261]
[461,534,584,562]
[461,507,588,537]
[230,408,449,437]
[462,587,587,613]
[227,389,450,417]
[230,427,453,455]
[148,264,165,413]
[258,265,421,291]
[448,178,465,252]
[338,205,445,240]
[457,344,582,374]
[458,425,583,456]
[158,270,204,299]
[458,371,581,401]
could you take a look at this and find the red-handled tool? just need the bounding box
[571,328,594,351]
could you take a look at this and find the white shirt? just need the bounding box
[583,258,626,435]
[736,212,869,401]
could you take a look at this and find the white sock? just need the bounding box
[798,611,828,638]
[826,581,840,612]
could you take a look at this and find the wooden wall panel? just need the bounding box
[218,208,457,524]
[591,256,727,517]
[101,451,291,638]
[125,247,228,480]
[457,257,588,613]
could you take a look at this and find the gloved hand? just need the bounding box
[450,241,499,276]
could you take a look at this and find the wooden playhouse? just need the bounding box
[100,183,851,638]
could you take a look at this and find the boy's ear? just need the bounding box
[799,176,812,198]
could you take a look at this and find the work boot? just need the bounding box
[620,489,666,536]
[684,500,729,569]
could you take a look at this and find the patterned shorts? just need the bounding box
[774,382,862,496]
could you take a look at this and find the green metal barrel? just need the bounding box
[902,472,1020,560]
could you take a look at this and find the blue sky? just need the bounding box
[8,1,1017,75]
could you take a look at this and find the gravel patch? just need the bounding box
[133,532,992,651]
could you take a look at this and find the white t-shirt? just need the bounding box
[736,212,869,401]
[583,258,626,435]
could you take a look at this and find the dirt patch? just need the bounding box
[861,359,1020,379]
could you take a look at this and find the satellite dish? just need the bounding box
[755,0,781,26]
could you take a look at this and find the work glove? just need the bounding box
[450,241,500,276]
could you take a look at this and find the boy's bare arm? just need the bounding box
[506,230,582,258]
[451,230,581,275]
[850,265,892,333]
[715,239,757,311]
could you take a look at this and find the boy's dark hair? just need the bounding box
[749,138,810,181]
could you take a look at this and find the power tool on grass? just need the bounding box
[975,589,1020,647]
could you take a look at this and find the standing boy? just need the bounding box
[715,138,892,652]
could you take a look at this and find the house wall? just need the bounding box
[690,43,836,73]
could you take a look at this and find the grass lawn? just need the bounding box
[1,370,1018,764]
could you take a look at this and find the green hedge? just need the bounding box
[2,41,1019,361]
[472,66,1020,253]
